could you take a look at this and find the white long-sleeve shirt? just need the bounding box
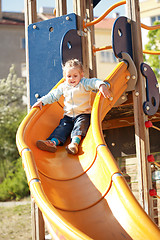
[40,77,109,117]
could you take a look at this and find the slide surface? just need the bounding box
[16,62,160,240]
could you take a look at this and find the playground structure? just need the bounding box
[16,0,160,239]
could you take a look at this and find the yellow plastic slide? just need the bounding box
[16,61,160,240]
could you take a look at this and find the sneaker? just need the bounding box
[66,142,78,155]
[36,140,57,153]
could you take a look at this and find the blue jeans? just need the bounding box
[47,114,91,145]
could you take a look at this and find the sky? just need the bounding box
[2,0,125,17]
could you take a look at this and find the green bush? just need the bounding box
[0,65,27,181]
[0,110,26,182]
[0,65,28,201]
[0,157,29,201]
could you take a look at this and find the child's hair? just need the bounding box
[63,59,83,76]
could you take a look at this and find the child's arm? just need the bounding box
[32,83,64,110]
[82,78,112,99]
[99,83,112,99]
[32,100,43,110]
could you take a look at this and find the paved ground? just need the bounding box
[0,197,52,240]
[0,197,31,207]
[0,200,31,207]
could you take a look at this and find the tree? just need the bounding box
[0,64,27,181]
[0,157,30,201]
[144,21,160,82]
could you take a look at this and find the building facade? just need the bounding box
[140,0,160,46]
[0,10,118,80]
[94,17,118,79]
[0,12,25,79]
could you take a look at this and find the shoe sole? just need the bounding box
[36,141,57,153]
[65,146,78,155]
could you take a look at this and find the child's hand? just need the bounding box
[32,101,43,110]
[99,84,113,100]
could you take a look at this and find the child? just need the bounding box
[32,59,112,155]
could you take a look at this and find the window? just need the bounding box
[100,51,117,63]
[151,16,160,25]
[20,37,25,49]
[21,63,26,77]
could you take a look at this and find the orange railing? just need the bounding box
[83,0,160,55]
[83,0,126,30]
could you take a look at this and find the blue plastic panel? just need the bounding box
[61,29,82,65]
[141,63,159,116]
[28,13,77,106]
[112,16,133,59]
[93,0,101,7]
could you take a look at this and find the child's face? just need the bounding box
[64,68,83,87]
